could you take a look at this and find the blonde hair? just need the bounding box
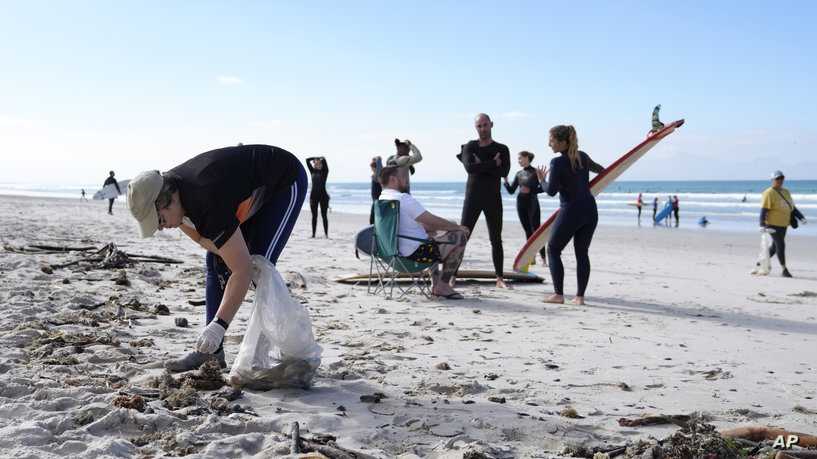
[550,125,581,171]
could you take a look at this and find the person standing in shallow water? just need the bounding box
[457,113,511,289]
[305,156,330,238]
[504,151,547,265]
[536,125,605,305]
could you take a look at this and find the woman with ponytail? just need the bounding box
[536,125,605,305]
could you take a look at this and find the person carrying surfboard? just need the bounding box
[760,170,806,278]
[127,144,307,372]
[103,171,121,215]
[504,151,546,265]
[536,125,605,305]
[457,113,511,289]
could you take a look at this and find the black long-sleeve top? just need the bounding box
[504,166,543,195]
[103,176,121,194]
[306,157,329,198]
[541,151,604,207]
[457,140,511,196]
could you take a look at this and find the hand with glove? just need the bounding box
[197,318,228,354]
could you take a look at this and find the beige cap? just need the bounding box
[127,170,163,238]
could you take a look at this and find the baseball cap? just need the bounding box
[771,170,785,180]
[127,170,164,238]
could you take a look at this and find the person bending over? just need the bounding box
[127,144,306,372]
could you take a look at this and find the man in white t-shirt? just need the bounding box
[378,166,470,299]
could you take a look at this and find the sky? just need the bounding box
[1,1,815,186]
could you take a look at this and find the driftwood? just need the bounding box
[618,414,693,428]
[4,242,183,268]
[285,430,378,459]
[720,426,817,448]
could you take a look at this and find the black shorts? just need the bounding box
[406,242,440,264]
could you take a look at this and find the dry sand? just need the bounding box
[1,194,816,458]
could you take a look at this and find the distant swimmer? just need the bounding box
[650,104,665,134]
[305,156,330,238]
[457,113,511,289]
[504,151,546,265]
[742,194,748,203]
[698,216,709,227]
[537,125,605,306]
[103,171,121,215]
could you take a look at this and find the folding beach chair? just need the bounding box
[368,200,434,299]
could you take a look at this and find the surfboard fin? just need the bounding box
[651,104,665,132]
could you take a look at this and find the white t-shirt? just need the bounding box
[379,188,428,256]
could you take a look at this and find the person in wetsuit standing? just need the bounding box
[306,156,330,238]
[103,171,121,215]
[536,125,605,305]
[458,113,511,288]
[504,151,547,265]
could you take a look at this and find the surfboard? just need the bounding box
[336,270,544,285]
[654,201,673,223]
[93,179,129,200]
[512,119,685,272]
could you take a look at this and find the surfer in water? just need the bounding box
[536,125,605,305]
[458,113,512,288]
[306,156,330,238]
[103,171,121,215]
[127,144,307,372]
[504,151,547,265]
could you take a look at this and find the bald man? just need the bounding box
[457,113,511,288]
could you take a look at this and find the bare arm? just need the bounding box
[416,211,469,235]
[210,228,252,324]
[179,224,220,253]
[391,142,423,167]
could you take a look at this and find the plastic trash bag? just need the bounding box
[751,229,772,276]
[229,256,322,390]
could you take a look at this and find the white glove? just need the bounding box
[197,320,226,354]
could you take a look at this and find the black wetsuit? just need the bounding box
[458,140,511,277]
[504,166,547,260]
[103,176,121,214]
[306,157,329,237]
[542,151,604,296]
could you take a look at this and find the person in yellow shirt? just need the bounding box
[760,170,806,277]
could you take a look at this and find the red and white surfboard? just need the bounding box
[512,119,685,272]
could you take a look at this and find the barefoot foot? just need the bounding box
[543,294,564,304]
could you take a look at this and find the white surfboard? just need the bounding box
[513,120,685,272]
[92,179,129,200]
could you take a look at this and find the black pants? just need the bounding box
[673,208,679,226]
[547,199,598,296]
[637,206,642,219]
[107,198,114,214]
[310,194,329,237]
[461,191,503,277]
[768,225,787,267]
[517,194,547,260]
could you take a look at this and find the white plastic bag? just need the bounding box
[229,255,322,390]
[751,230,772,276]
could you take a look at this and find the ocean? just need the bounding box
[2,180,816,236]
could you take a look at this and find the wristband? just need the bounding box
[215,317,229,330]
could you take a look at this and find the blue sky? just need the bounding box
[1,1,815,185]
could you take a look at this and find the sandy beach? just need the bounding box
[1,193,816,458]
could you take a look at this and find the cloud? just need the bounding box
[500,111,531,119]
[216,75,243,86]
